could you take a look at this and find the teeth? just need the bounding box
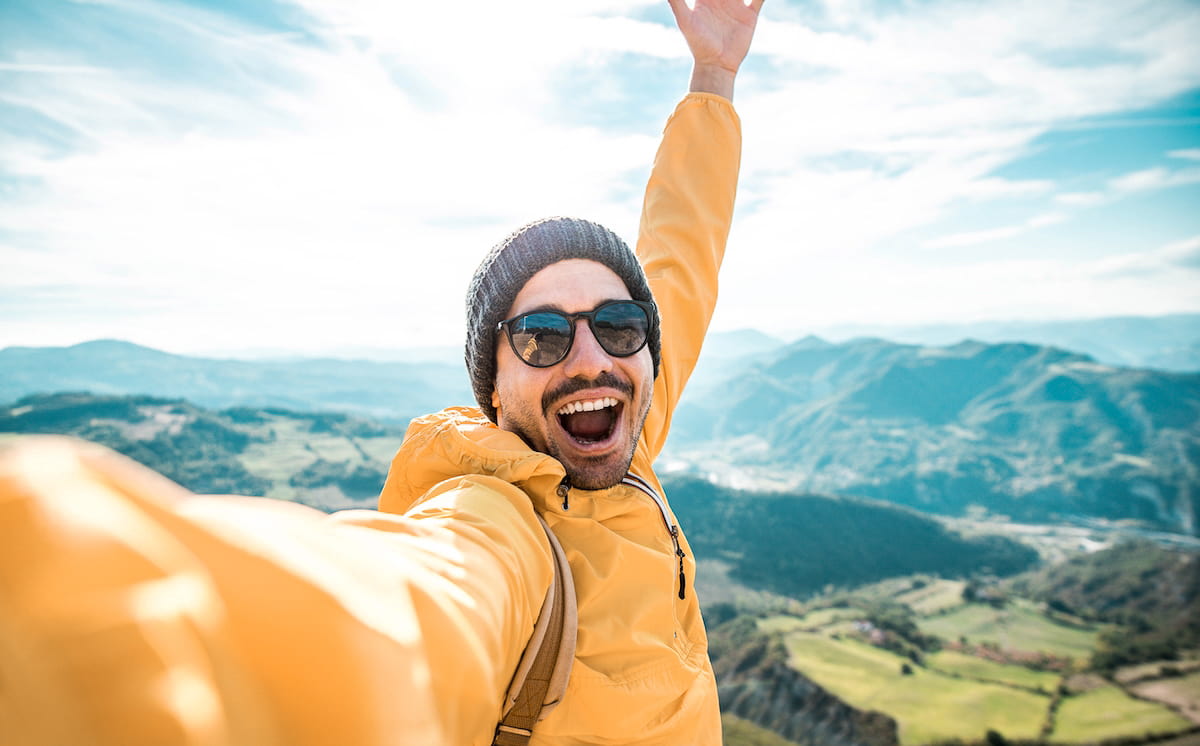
[557,397,618,416]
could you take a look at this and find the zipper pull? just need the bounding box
[556,477,571,511]
[672,525,686,600]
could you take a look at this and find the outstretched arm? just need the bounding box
[0,438,549,746]
[635,0,761,460]
[668,0,764,99]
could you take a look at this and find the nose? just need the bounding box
[561,319,614,380]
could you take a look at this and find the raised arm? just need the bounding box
[636,0,761,459]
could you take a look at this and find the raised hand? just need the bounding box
[667,0,764,99]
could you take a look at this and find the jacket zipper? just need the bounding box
[556,476,571,510]
[622,473,687,600]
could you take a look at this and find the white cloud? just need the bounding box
[3,0,1200,353]
[713,232,1200,336]
[0,0,675,352]
[1055,191,1106,207]
[0,63,109,74]
[1109,165,1200,193]
[728,0,1200,310]
[923,212,1065,250]
[1087,234,1200,278]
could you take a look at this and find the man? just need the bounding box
[0,1,761,744]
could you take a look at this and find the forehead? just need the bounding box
[508,258,632,316]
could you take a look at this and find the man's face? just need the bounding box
[491,258,654,490]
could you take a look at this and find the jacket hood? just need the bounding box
[378,406,567,515]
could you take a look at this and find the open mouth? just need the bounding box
[556,397,622,446]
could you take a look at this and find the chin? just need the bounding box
[554,445,635,491]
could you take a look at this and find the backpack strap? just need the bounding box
[493,513,577,746]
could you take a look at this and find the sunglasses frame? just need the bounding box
[496,299,656,368]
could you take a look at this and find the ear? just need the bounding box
[490,389,501,416]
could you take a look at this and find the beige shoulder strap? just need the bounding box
[493,513,577,746]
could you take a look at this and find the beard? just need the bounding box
[499,372,652,490]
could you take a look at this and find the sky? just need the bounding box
[1,0,1198,357]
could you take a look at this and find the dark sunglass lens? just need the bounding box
[510,312,572,366]
[592,302,650,356]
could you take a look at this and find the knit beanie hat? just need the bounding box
[466,216,661,423]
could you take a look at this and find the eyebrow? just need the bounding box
[512,298,630,317]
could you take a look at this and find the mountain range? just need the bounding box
[668,335,1200,536]
[4,324,1198,536]
[793,313,1200,373]
[0,339,470,423]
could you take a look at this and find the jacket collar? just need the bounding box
[378,406,567,515]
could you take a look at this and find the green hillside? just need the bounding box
[0,391,405,508]
[1009,540,1200,671]
[716,568,1199,746]
[669,337,1200,536]
[666,475,1038,598]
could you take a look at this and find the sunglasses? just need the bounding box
[497,299,655,368]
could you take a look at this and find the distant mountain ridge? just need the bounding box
[0,339,471,422]
[798,312,1200,372]
[669,336,1200,536]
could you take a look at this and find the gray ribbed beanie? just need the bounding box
[466,216,661,423]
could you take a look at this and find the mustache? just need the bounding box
[543,372,633,412]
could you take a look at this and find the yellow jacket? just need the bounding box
[375,92,741,745]
[0,94,739,746]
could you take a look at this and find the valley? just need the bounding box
[3,326,1198,745]
[707,571,1199,745]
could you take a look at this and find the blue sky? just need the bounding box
[1,0,1198,356]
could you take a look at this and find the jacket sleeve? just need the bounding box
[636,93,742,460]
[0,437,550,746]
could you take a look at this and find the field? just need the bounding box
[1116,660,1200,685]
[763,586,1196,745]
[1051,685,1192,741]
[235,413,403,506]
[894,579,966,615]
[782,632,1048,745]
[722,714,798,746]
[758,607,865,634]
[1131,671,1200,724]
[917,600,1099,662]
[925,650,1061,692]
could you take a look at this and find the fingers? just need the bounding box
[666,0,688,24]
[683,0,765,16]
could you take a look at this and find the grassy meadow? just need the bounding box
[925,649,1060,691]
[895,579,966,615]
[746,577,1197,746]
[1051,685,1193,741]
[721,715,800,746]
[917,599,1099,663]
[780,632,1047,744]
